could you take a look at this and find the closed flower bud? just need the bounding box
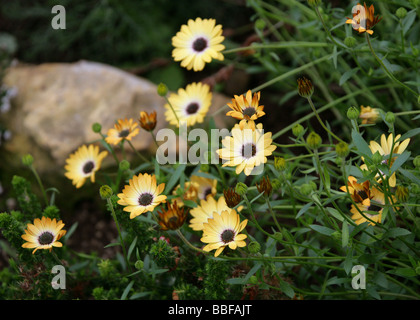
[385,111,395,124]
[273,232,283,241]
[347,106,360,120]
[158,201,187,231]
[134,260,144,270]
[21,154,34,167]
[300,183,314,196]
[139,111,157,131]
[335,141,349,158]
[119,160,130,171]
[92,122,102,133]
[292,123,304,137]
[200,163,210,172]
[344,36,357,48]
[235,182,248,196]
[248,241,261,253]
[413,155,420,168]
[274,157,286,171]
[307,0,321,7]
[271,178,282,190]
[297,76,314,98]
[306,131,322,149]
[223,187,241,208]
[255,19,266,30]
[256,176,272,196]
[396,186,409,202]
[99,185,113,199]
[396,7,407,19]
[157,82,168,97]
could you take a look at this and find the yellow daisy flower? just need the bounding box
[189,196,232,231]
[117,173,167,219]
[359,105,379,124]
[340,176,371,203]
[226,90,265,124]
[105,118,140,146]
[346,2,381,35]
[190,175,217,201]
[172,17,225,71]
[350,188,385,225]
[216,121,277,176]
[158,201,188,231]
[64,144,108,189]
[21,217,67,254]
[200,209,248,257]
[361,133,410,187]
[164,82,212,127]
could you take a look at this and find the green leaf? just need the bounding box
[343,249,353,275]
[104,242,120,248]
[127,236,138,261]
[389,268,417,278]
[326,207,344,222]
[342,221,349,248]
[121,280,134,300]
[385,227,411,238]
[296,202,313,219]
[398,128,420,142]
[309,224,336,236]
[351,129,372,158]
[399,168,420,185]
[278,279,295,299]
[164,164,186,194]
[339,68,359,86]
[390,151,411,175]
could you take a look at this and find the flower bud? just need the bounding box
[292,123,304,138]
[273,232,283,241]
[396,186,409,202]
[21,154,34,167]
[413,155,420,168]
[92,122,102,133]
[271,178,282,190]
[135,260,144,270]
[335,141,349,158]
[385,111,395,124]
[255,19,266,30]
[347,106,360,120]
[223,187,241,208]
[274,157,286,171]
[248,241,261,253]
[297,76,314,98]
[307,0,321,7]
[235,182,248,196]
[344,36,357,48]
[396,7,407,19]
[157,82,168,97]
[99,185,113,199]
[119,160,130,171]
[300,183,314,196]
[306,131,322,149]
[200,163,210,172]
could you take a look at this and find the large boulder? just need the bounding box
[1,60,231,172]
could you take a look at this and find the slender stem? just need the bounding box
[106,198,130,271]
[164,96,180,125]
[222,41,329,54]
[30,165,48,206]
[127,140,150,164]
[307,97,345,144]
[265,195,282,232]
[365,33,418,98]
[99,132,120,165]
[176,229,207,254]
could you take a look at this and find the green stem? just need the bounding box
[222,41,330,54]
[176,229,207,254]
[365,33,418,99]
[30,165,48,206]
[106,198,130,271]
[307,97,345,144]
[127,140,150,164]
[164,96,180,126]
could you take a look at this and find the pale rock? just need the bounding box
[2,60,231,172]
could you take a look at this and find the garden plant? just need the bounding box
[0,0,420,301]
